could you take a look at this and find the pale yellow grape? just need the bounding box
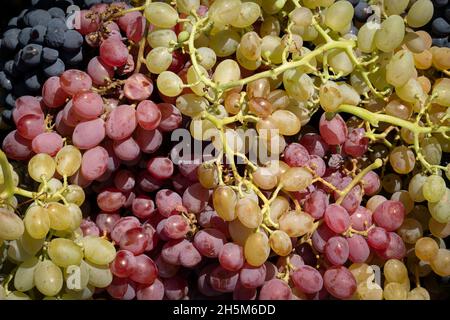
[24,205,50,239]
[213,186,238,221]
[283,70,314,101]
[408,173,427,202]
[271,110,301,136]
[64,185,85,206]
[144,2,178,28]
[407,287,430,300]
[339,83,361,106]
[14,257,39,292]
[396,78,426,104]
[279,210,314,237]
[208,0,241,26]
[384,0,409,16]
[37,178,62,195]
[386,50,415,87]
[7,239,33,263]
[176,0,200,14]
[210,30,240,57]
[383,282,407,300]
[422,175,446,203]
[404,32,427,53]
[430,249,450,276]
[422,137,442,166]
[235,198,262,229]
[260,15,281,37]
[28,153,55,182]
[81,236,116,265]
[302,0,321,8]
[431,78,450,108]
[415,237,439,261]
[81,260,112,288]
[261,133,287,156]
[186,65,207,97]
[357,282,383,300]
[269,230,292,256]
[239,32,261,61]
[319,81,344,112]
[261,0,285,14]
[146,47,172,74]
[0,208,24,240]
[407,0,434,28]
[197,165,218,190]
[228,219,254,246]
[176,94,208,118]
[389,146,415,175]
[252,166,278,190]
[55,145,82,177]
[236,46,262,70]
[375,15,405,53]
[48,238,83,267]
[244,232,270,267]
[428,188,450,223]
[147,29,177,48]
[212,129,244,153]
[280,167,313,192]
[196,47,217,70]
[261,35,283,64]
[189,118,219,141]
[157,71,183,97]
[384,259,408,283]
[231,2,261,28]
[324,1,354,32]
[47,202,72,231]
[349,263,374,283]
[5,291,31,300]
[267,89,289,110]
[328,49,354,76]
[290,7,313,28]
[391,190,414,214]
[34,259,63,296]
[213,59,241,84]
[385,100,412,120]
[20,229,45,255]
[350,72,370,95]
[397,218,423,244]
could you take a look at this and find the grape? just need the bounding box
[157,103,182,132]
[32,132,63,156]
[245,232,270,267]
[163,215,190,240]
[347,235,370,263]
[194,228,227,258]
[343,128,369,157]
[23,206,49,240]
[325,236,349,266]
[2,130,33,161]
[87,56,114,86]
[279,210,314,237]
[48,238,83,267]
[14,257,39,293]
[376,232,406,260]
[422,175,446,203]
[269,230,292,256]
[283,143,310,167]
[319,113,348,145]
[430,249,450,276]
[324,204,350,234]
[312,223,336,253]
[95,212,120,236]
[218,243,244,272]
[259,279,292,300]
[428,188,450,223]
[111,216,141,244]
[28,153,55,182]
[324,0,354,32]
[0,208,25,240]
[72,118,105,150]
[373,200,405,231]
[106,105,137,141]
[135,127,163,154]
[34,260,63,296]
[60,69,92,96]
[97,188,126,212]
[136,279,164,300]
[128,254,157,285]
[100,38,129,67]
[375,15,405,53]
[16,113,45,140]
[113,137,140,161]
[292,265,323,294]
[236,197,262,229]
[407,0,434,28]
[323,266,357,300]
[239,263,266,289]
[136,100,161,131]
[124,73,153,101]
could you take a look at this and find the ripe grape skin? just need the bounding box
[319,113,348,146]
[72,118,105,150]
[239,263,266,289]
[135,127,163,154]
[97,188,126,212]
[105,105,137,141]
[110,250,136,278]
[147,157,174,180]
[299,133,330,158]
[324,204,351,234]
[350,206,372,231]
[155,189,182,217]
[362,171,381,196]
[157,103,182,132]
[283,143,310,167]
[259,279,292,300]
[60,69,92,96]
[87,56,114,86]
[312,223,337,253]
[131,196,155,219]
[373,200,405,231]
[3,130,33,160]
[95,212,120,236]
[304,190,329,219]
[124,73,153,101]
[219,243,244,272]
[110,217,141,244]
[32,132,63,156]
[343,127,369,157]
[42,76,70,108]
[182,183,210,214]
[119,226,150,255]
[129,254,158,285]
[323,266,357,300]
[100,38,129,67]
[194,228,227,258]
[325,236,350,266]
[179,242,202,268]
[209,265,239,293]
[292,265,324,294]
[376,232,406,260]
[136,100,161,131]
[136,278,164,300]
[347,234,370,263]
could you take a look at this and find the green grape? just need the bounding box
[64,184,85,206]
[385,99,413,120]
[84,260,113,288]
[428,188,450,223]
[186,65,208,96]
[231,2,261,28]
[38,177,62,195]
[384,0,409,16]
[62,285,95,300]
[5,291,31,300]
[64,260,90,291]
[55,145,82,177]
[290,7,313,28]
[239,31,261,61]
[283,69,314,101]
[24,205,50,239]
[324,0,354,32]
[386,50,415,87]
[409,173,427,202]
[208,0,241,26]
[213,59,241,84]
[271,110,301,136]
[81,236,116,265]
[244,231,270,267]
[8,239,33,263]
[144,2,179,28]
[197,164,219,189]
[432,78,450,107]
[235,197,262,229]
[157,71,183,97]
[279,210,314,237]
[422,137,442,165]
[176,0,200,14]
[384,282,408,300]
[176,94,209,117]
[236,45,262,70]
[328,49,354,75]
[375,15,405,52]
[20,229,45,255]
[210,30,240,57]
[145,47,173,74]
[48,238,83,267]
[423,175,446,203]
[269,230,292,256]
[147,29,177,48]
[47,202,72,231]
[0,207,24,240]
[196,47,217,70]
[261,0,286,14]
[319,81,344,112]
[34,259,63,297]
[213,186,238,221]
[407,0,434,28]
[261,35,284,64]
[189,117,219,141]
[260,15,281,37]
[356,282,383,300]
[28,153,56,182]
[14,257,39,292]
[280,167,313,192]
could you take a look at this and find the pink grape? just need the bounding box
[209,265,239,293]
[147,157,174,180]
[283,143,310,167]
[135,127,163,154]
[117,54,135,75]
[163,214,190,240]
[324,204,351,234]
[182,183,210,214]
[106,105,137,140]
[60,70,92,96]
[347,234,370,263]
[55,111,74,136]
[373,200,405,231]
[308,155,326,177]
[70,170,92,188]
[155,254,179,278]
[350,206,372,231]
[197,264,222,297]
[80,219,100,236]
[161,239,189,265]
[239,263,266,289]
[62,100,88,127]
[172,173,192,194]
[111,216,141,243]
[323,266,357,300]
[119,226,150,255]
[16,113,45,140]
[367,226,389,250]
[296,243,318,267]
[2,130,33,160]
[312,223,336,253]
[179,242,202,268]
[219,243,244,272]
[125,14,146,43]
[143,223,157,252]
[131,196,155,219]
[97,188,126,212]
[117,10,141,32]
[376,232,406,260]
[319,113,348,146]
[136,100,161,131]
[76,10,100,35]
[343,128,369,157]
[157,103,182,132]
[95,212,120,235]
[168,50,187,73]
[178,159,201,182]
[163,276,188,300]
[13,96,42,124]
[299,133,329,157]
[113,137,140,161]
[114,170,135,192]
[87,56,114,85]
[233,282,257,300]
[324,236,349,266]
[42,76,70,108]
[155,189,182,217]
[106,276,128,299]
[72,91,104,119]
[31,132,63,156]
[362,171,381,196]
[100,38,129,67]
[277,254,304,274]
[138,172,165,192]
[124,73,153,101]
[136,279,164,300]
[304,190,329,219]
[129,254,158,285]
[193,228,227,258]
[122,281,137,300]
[72,118,106,149]
[259,279,292,300]
[110,250,136,278]
[291,265,323,294]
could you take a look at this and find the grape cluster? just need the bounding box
[0,0,449,301]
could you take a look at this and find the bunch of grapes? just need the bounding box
[0,0,449,301]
